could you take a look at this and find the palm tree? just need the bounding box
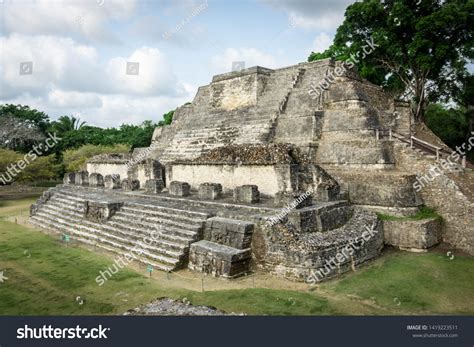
[54,116,86,132]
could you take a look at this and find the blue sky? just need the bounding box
[0,0,353,127]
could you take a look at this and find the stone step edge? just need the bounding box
[29,218,176,271]
[30,215,182,266]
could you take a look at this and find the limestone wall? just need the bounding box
[211,73,258,111]
[394,142,474,255]
[169,164,296,196]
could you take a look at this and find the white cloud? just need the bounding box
[0,34,101,99]
[0,35,193,127]
[1,0,137,43]
[106,47,186,96]
[211,48,277,74]
[264,0,353,31]
[0,35,186,99]
[312,32,333,53]
[47,90,103,109]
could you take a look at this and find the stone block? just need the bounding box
[204,217,254,249]
[121,178,140,191]
[233,185,259,204]
[287,204,353,233]
[104,175,121,189]
[63,172,75,185]
[127,159,163,187]
[383,217,441,251]
[89,173,104,187]
[83,200,123,223]
[188,240,251,278]
[274,190,312,209]
[170,181,190,196]
[74,171,89,186]
[145,178,164,194]
[198,183,222,200]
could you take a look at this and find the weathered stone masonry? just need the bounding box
[30,58,473,284]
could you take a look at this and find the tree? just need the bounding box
[0,148,61,184]
[425,104,468,149]
[51,115,86,133]
[0,104,50,152]
[163,110,174,125]
[0,115,46,152]
[62,144,131,172]
[308,0,473,122]
[0,104,50,132]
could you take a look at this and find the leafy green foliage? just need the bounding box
[50,121,158,154]
[377,206,442,222]
[308,0,473,121]
[50,115,86,133]
[425,104,470,150]
[0,148,62,183]
[0,104,50,131]
[0,105,49,153]
[157,109,175,126]
[0,102,178,181]
[163,110,174,125]
[62,143,131,172]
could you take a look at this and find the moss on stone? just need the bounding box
[377,206,442,222]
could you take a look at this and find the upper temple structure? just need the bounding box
[29,58,473,282]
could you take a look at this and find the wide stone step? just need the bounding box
[107,217,199,241]
[80,219,189,251]
[54,192,86,204]
[120,206,207,225]
[30,214,180,268]
[111,212,202,233]
[45,202,84,217]
[124,202,209,220]
[32,210,183,260]
[49,197,85,210]
[31,219,174,272]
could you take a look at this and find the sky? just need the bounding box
[0,0,354,127]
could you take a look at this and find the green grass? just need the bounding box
[377,206,442,222]
[0,219,337,315]
[0,198,473,315]
[321,250,474,315]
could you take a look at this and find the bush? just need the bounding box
[62,144,131,172]
[425,104,469,149]
[0,148,62,184]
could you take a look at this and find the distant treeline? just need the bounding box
[0,104,175,183]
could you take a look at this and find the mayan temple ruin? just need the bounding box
[29,58,473,282]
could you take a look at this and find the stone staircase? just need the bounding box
[391,131,470,173]
[272,63,330,151]
[29,189,210,271]
[155,66,313,162]
[157,109,273,162]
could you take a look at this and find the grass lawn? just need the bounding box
[0,197,473,315]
